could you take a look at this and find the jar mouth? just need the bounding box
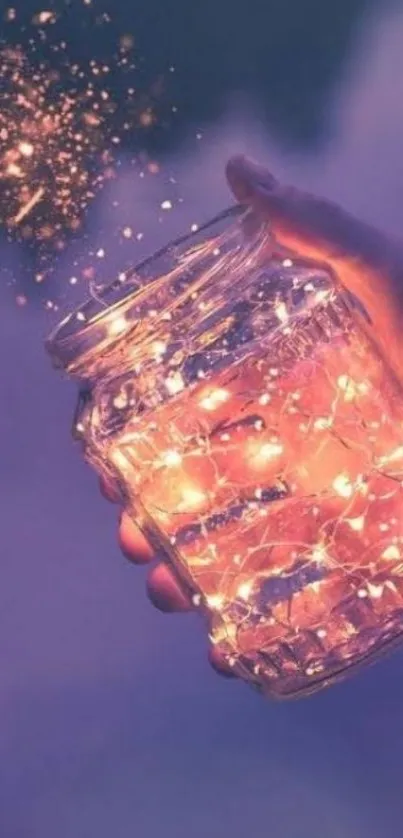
[46,204,247,377]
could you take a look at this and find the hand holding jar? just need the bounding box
[51,155,403,698]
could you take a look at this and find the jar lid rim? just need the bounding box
[46,203,245,373]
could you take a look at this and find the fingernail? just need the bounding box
[241,156,278,190]
[226,155,278,201]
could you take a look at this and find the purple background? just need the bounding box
[2,6,403,836]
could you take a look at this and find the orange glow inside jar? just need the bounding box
[47,205,403,699]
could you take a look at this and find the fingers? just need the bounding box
[118,511,154,564]
[116,509,236,677]
[226,155,402,270]
[118,511,193,610]
[226,154,403,384]
[146,563,193,612]
[147,564,236,676]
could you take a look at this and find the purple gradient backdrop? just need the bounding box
[2,7,403,836]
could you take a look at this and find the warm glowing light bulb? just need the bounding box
[313,416,333,430]
[178,485,207,512]
[255,441,284,462]
[237,580,254,600]
[206,593,225,610]
[161,449,183,467]
[332,473,354,498]
[346,515,365,532]
[199,388,230,411]
[367,582,384,600]
[108,315,128,337]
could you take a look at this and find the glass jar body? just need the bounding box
[49,208,403,699]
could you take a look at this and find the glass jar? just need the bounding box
[47,204,403,699]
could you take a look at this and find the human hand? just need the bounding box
[108,155,403,677]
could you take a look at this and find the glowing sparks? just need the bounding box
[165,372,185,395]
[206,593,225,610]
[0,9,167,294]
[377,446,403,467]
[311,544,328,564]
[0,46,117,245]
[254,441,284,463]
[18,141,34,158]
[178,485,207,512]
[275,301,289,323]
[12,186,44,225]
[32,10,57,25]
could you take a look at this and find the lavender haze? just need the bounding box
[1,5,403,836]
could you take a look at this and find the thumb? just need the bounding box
[226,155,402,271]
[226,155,403,383]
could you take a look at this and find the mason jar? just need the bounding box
[47,204,403,699]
